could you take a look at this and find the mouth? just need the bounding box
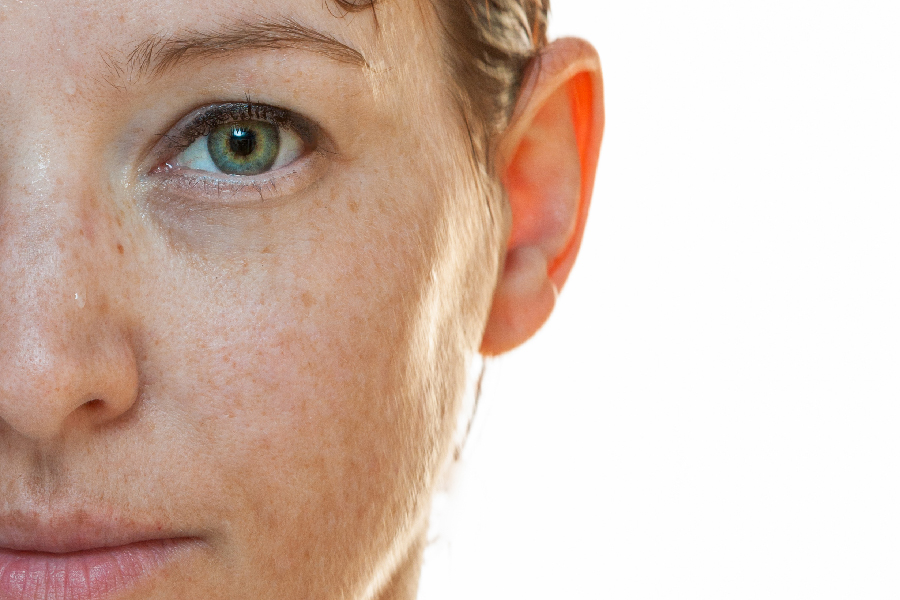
[0,516,204,600]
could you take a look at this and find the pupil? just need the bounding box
[207,120,279,175]
[229,128,256,157]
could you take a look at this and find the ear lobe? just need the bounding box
[480,38,604,356]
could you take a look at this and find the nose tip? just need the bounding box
[0,330,140,441]
[0,136,142,442]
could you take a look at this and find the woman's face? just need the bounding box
[0,0,500,598]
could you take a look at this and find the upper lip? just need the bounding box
[0,510,192,554]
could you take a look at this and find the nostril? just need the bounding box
[82,398,104,411]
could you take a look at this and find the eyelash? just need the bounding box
[155,100,321,172]
[143,100,331,204]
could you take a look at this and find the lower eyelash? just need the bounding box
[148,145,331,207]
[191,177,280,200]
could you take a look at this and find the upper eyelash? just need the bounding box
[162,100,320,154]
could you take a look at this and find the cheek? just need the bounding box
[129,181,463,592]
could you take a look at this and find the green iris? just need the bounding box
[207,120,280,175]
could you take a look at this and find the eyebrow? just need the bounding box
[107,15,369,83]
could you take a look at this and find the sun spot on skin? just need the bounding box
[349,200,359,213]
[262,246,272,254]
[117,243,124,255]
[301,291,314,308]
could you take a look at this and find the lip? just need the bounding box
[0,513,204,600]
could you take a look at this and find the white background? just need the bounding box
[419,0,900,598]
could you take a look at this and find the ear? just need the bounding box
[480,38,605,356]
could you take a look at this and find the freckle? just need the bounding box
[262,246,272,254]
[349,200,359,213]
[117,243,124,255]
[301,291,313,308]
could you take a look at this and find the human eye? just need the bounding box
[153,101,321,178]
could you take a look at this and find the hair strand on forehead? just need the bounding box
[329,0,381,27]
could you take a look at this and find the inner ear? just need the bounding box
[502,79,582,263]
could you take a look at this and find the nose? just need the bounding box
[0,183,139,442]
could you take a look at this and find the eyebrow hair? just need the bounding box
[108,15,369,82]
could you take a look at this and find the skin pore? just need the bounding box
[0,0,603,599]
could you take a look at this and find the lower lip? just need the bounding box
[0,539,196,600]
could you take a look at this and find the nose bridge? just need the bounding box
[0,147,103,329]
[0,145,139,441]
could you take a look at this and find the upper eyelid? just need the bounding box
[162,102,320,152]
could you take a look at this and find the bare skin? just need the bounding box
[0,0,603,598]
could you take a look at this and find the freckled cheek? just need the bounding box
[134,184,448,564]
[157,260,435,495]
[168,298,435,570]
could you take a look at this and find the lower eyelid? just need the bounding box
[145,148,329,208]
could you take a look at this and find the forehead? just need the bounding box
[0,0,437,95]
[0,0,378,43]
